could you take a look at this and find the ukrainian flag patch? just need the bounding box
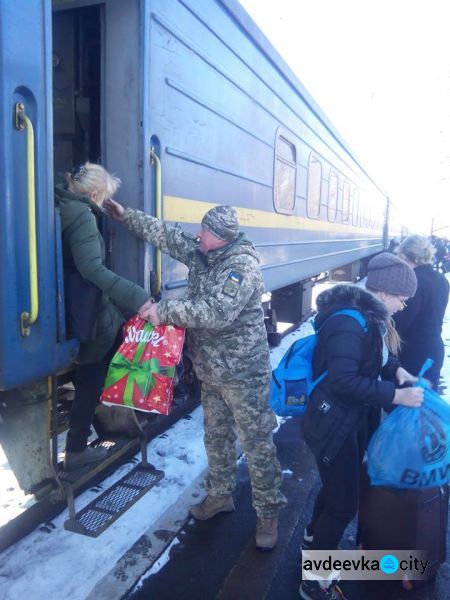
[222,271,243,297]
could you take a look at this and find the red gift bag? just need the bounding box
[100,315,185,415]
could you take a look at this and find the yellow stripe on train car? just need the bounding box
[163,195,381,236]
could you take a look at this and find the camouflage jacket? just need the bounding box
[123,208,271,383]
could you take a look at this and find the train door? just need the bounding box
[0,0,79,498]
[0,1,78,391]
[52,6,102,174]
[52,0,154,294]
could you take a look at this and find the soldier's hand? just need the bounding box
[393,386,424,408]
[139,299,161,325]
[103,198,125,222]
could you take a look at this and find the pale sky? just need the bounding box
[240,0,450,235]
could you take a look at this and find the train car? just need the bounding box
[0,0,387,523]
[386,197,410,240]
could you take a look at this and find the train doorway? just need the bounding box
[52,0,151,290]
[52,5,102,174]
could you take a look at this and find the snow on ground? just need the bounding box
[1,276,449,599]
[0,427,95,528]
[0,409,207,600]
[0,322,312,600]
[0,457,34,528]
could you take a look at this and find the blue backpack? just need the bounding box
[269,309,368,417]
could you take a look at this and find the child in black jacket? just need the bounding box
[300,253,423,600]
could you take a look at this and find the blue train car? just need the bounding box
[0,0,387,497]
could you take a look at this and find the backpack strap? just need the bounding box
[317,308,368,333]
[309,309,368,395]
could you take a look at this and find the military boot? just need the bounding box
[255,516,278,550]
[189,494,235,520]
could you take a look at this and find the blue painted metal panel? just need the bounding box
[141,0,385,297]
[0,0,388,390]
[0,0,78,390]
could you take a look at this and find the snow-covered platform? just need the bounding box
[1,278,449,600]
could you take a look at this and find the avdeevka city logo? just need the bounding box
[380,554,399,574]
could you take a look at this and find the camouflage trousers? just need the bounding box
[201,375,287,518]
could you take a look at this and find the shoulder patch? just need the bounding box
[222,271,244,297]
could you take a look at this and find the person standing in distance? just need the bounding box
[394,235,449,389]
[103,198,287,550]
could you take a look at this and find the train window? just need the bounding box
[360,204,366,227]
[307,154,322,218]
[352,188,359,226]
[357,195,362,227]
[342,181,350,223]
[328,171,338,221]
[274,134,297,214]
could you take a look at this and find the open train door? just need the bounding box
[0,1,78,498]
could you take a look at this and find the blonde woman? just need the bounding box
[55,163,150,470]
[395,235,449,389]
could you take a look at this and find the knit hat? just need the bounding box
[367,252,417,297]
[201,205,239,242]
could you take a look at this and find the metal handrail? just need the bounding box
[15,103,39,336]
[150,147,162,295]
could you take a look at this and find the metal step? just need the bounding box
[63,463,164,537]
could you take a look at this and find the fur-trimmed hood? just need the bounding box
[315,284,389,328]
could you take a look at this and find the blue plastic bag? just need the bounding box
[368,360,450,489]
[269,309,367,417]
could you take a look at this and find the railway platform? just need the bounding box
[1,282,449,600]
[123,414,450,600]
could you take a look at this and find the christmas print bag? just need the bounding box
[101,315,185,415]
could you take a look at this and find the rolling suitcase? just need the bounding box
[358,466,449,589]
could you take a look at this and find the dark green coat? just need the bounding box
[55,181,149,364]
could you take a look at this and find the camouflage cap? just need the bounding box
[201,205,239,242]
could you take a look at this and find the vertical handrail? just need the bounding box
[15,103,39,336]
[150,147,162,295]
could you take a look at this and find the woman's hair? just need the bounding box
[67,162,121,204]
[396,235,435,266]
[385,318,402,356]
[365,285,402,355]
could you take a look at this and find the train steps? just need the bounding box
[61,454,163,537]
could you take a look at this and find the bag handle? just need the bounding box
[416,358,434,389]
[417,358,434,379]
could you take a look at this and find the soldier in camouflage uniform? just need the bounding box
[104,199,287,549]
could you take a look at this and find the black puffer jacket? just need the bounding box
[302,284,399,466]
[394,264,449,385]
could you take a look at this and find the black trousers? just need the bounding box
[308,425,368,551]
[65,332,122,453]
